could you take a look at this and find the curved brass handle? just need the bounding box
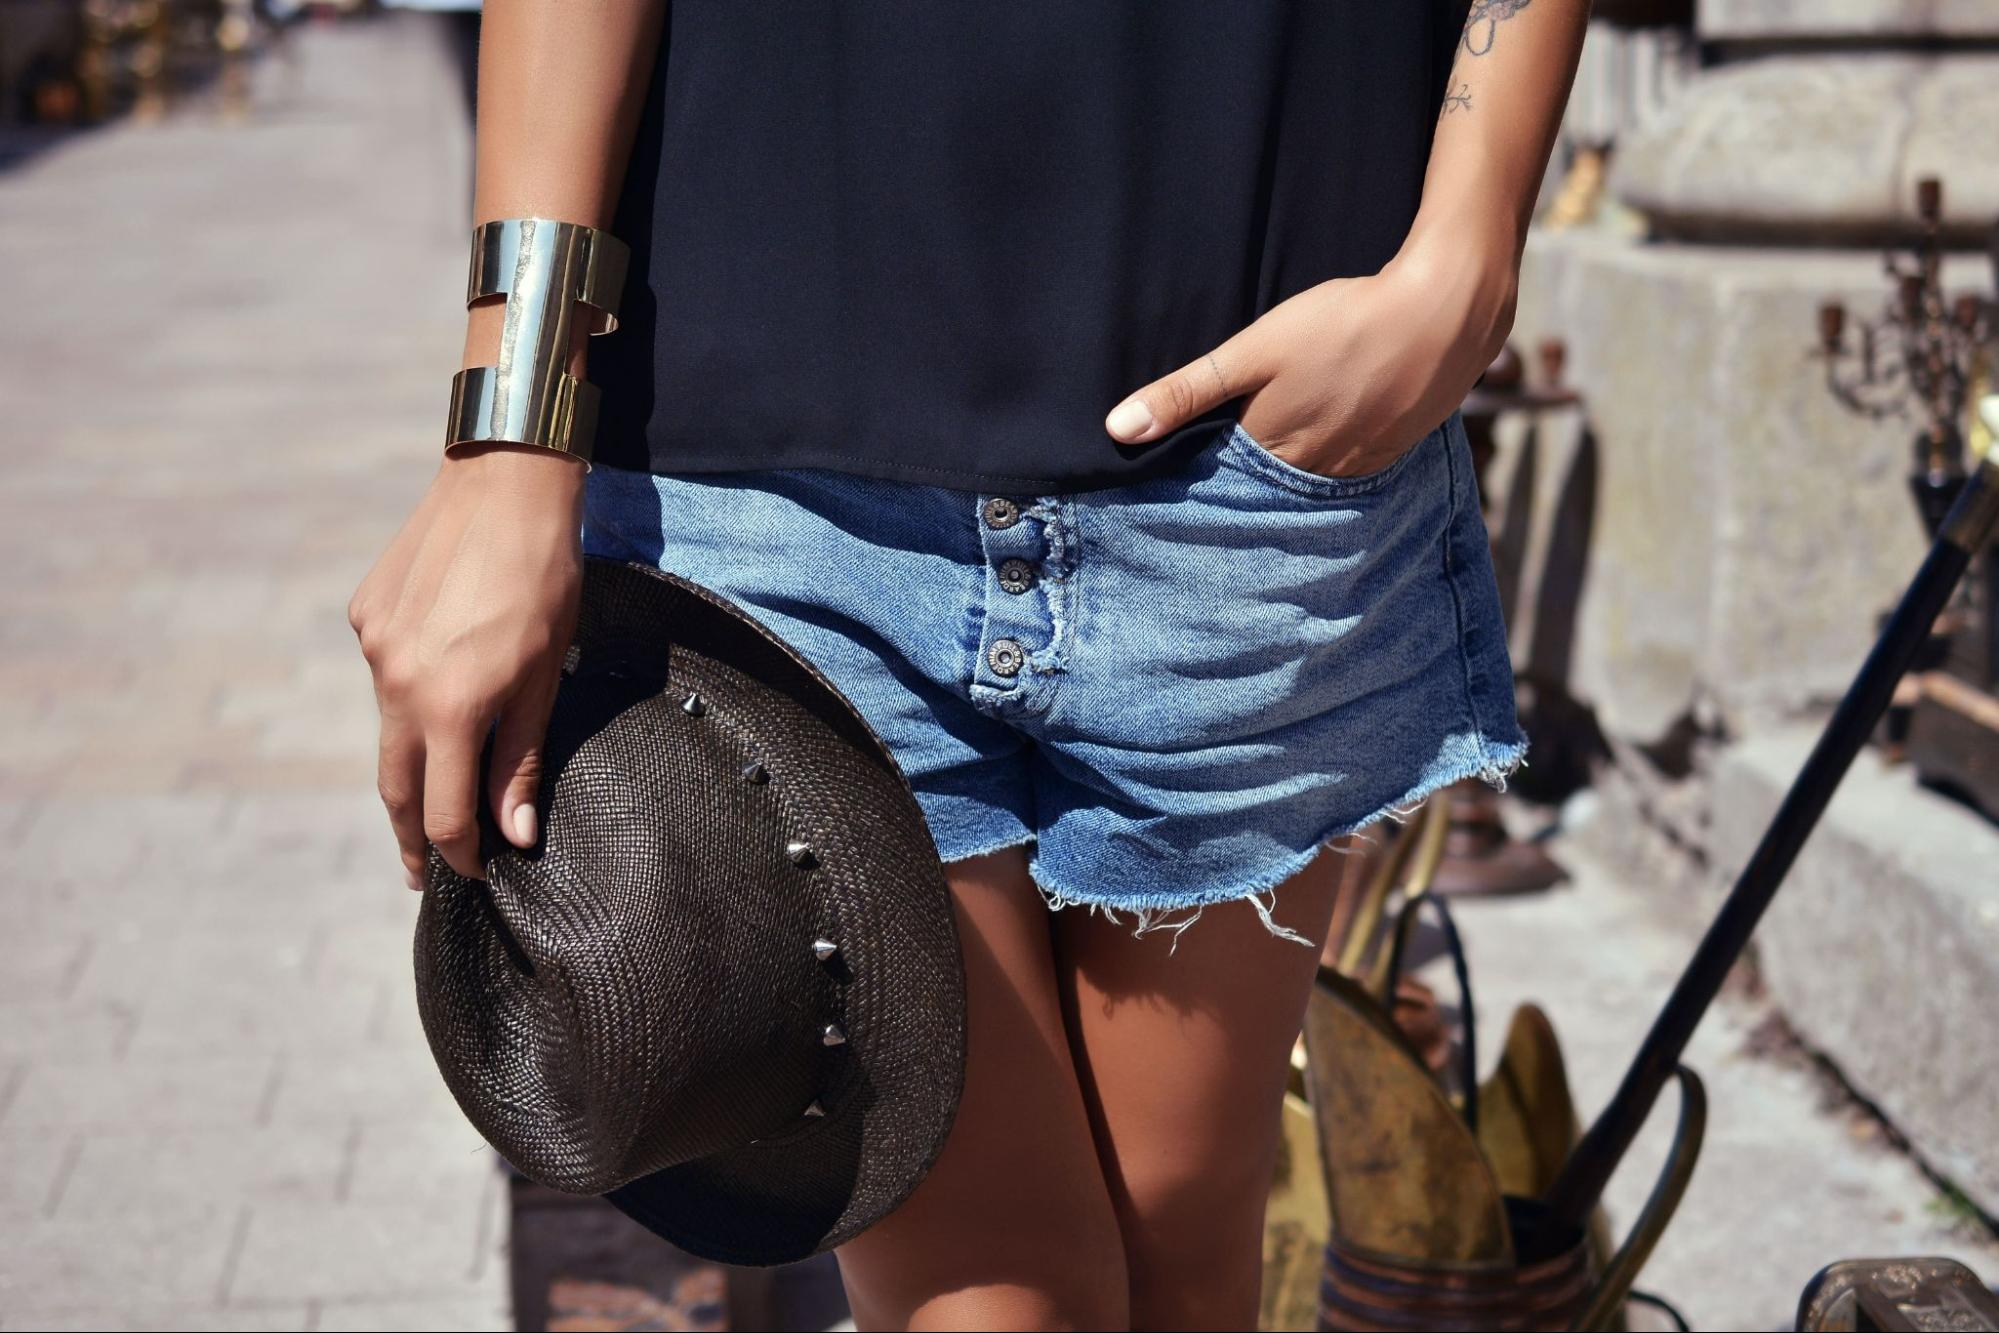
[1336,789,1455,986]
[1570,1066,1708,1333]
[1334,802,1422,978]
[1385,890,1481,1134]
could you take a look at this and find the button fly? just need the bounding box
[981,497,1022,531]
[996,558,1036,594]
[970,492,1068,716]
[986,638,1025,677]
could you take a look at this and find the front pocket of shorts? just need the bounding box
[1220,422,1430,501]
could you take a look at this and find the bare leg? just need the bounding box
[1053,843,1358,1330]
[836,846,1130,1331]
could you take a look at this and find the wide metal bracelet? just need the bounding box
[444,218,631,463]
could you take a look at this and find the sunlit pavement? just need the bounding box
[0,18,508,1329]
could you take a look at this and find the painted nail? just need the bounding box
[404,865,424,892]
[1106,397,1155,443]
[511,803,537,846]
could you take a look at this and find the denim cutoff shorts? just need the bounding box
[582,415,1526,937]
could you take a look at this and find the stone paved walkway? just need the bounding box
[0,17,509,1331]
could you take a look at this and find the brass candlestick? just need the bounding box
[1815,177,1996,536]
[1815,182,1999,816]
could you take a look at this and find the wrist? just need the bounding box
[443,441,591,506]
[1390,219,1520,361]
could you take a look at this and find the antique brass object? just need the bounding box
[1319,1203,1595,1333]
[1569,1068,1705,1333]
[1300,788,1706,1331]
[1813,178,1992,527]
[1336,792,1453,984]
[1796,1256,1999,1332]
[1302,965,1514,1270]
[1815,189,1999,816]
[1261,1091,1334,1332]
[1430,778,1569,897]
[1476,1005,1580,1202]
[1302,960,1706,1331]
[1476,1005,1629,1326]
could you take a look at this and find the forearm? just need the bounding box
[1404,1,1590,293]
[461,0,668,372]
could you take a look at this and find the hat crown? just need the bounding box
[417,675,841,1195]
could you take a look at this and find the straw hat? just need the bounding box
[415,557,964,1265]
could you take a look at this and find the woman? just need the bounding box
[350,3,1587,1328]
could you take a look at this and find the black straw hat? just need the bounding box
[414,557,965,1266]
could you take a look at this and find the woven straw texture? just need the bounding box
[415,558,964,1265]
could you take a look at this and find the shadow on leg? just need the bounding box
[1053,842,1359,1331]
[836,845,1130,1331]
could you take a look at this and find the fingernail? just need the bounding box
[511,803,537,847]
[404,865,424,892]
[1106,398,1155,443]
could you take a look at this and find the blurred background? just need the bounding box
[0,2,1995,1331]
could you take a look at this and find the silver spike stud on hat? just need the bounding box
[812,938,839,962]
[786,839,816,867]
[742,761,769,784]
[803,1100,827,1118]
[821,1022,848,1047]
[681,691,706,716]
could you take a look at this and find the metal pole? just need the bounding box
[1546,435,1999,1233]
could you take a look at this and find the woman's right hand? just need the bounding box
[348,447,586,889]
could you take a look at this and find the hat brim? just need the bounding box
[606,872,950,1266]
[475,559,964,1266]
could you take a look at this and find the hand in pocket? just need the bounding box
[1105,244,1516,480]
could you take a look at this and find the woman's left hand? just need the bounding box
[1104,235,1519,479]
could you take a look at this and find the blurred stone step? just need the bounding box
[1712,725,1999,1216]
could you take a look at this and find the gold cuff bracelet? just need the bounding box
[444,218,631,464]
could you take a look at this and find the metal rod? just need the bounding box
[1546,454,1999,1231]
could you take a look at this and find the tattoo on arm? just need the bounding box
[1440,0,1532,117]
[1462,0,1533,58]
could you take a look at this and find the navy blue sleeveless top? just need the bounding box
[593,3,1466,492]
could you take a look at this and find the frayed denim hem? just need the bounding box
[934,825,1038,868]
[1026,738,1531,951]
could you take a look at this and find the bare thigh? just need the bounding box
[1054,843,1357,1331]
[835,845,1129,1332]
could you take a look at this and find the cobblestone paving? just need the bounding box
[0,19,509,1331]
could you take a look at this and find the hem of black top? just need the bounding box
[592,419,1234,497]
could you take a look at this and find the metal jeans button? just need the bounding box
[981,497,1022,531]
[996,558,1036,594]
[986,638,1025,677]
